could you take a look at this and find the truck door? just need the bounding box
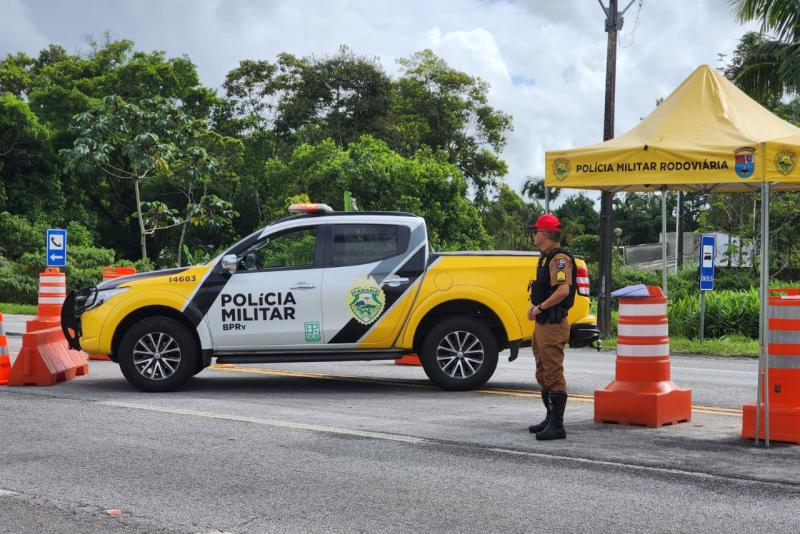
[208,225,324,350]
[321,222,427,348]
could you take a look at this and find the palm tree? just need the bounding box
[731,0,800,97]
[520,176,561,205]
[560,216,585,244]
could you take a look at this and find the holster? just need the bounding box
[536,308,566,325]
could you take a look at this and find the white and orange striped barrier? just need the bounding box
[0,312,10,385]
[12,267,91,386]
[742,288,800,444]
[594,285,692,427]
[26,267,67,332]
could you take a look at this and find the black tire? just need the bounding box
[419,316,499,391]
[118,317,198,392]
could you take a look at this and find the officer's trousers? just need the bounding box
[532,318,570,392]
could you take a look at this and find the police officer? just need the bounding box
[526,213,576,441]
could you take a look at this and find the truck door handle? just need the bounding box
[383,276,409,287]
[289,282,316,290]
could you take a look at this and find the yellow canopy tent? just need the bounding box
[545,65,800,192]
[544,64,800,446]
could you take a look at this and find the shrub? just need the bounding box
[668,288,760,339]
[569,234,600,264]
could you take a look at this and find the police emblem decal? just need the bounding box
[553,158,570,181]
[347,276,386,325]
[734,147,755,179]
[775,146,797,176]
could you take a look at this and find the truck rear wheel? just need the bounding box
[118,317,198,392]
[420,316,498,391]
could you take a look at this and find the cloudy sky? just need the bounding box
[2,0,759,195]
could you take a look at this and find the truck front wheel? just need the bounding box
[118,317,198,392]
[420,316,498,391]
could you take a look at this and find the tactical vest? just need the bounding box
[529,247,577,324]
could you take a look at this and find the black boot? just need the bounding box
[528,389,551,433]
[536,391,567,441]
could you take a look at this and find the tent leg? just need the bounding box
[755,181,770,447]
[662,186,668,294]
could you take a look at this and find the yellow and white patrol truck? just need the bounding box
[62,204,598,392]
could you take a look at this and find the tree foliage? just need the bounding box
[1,36,520,299]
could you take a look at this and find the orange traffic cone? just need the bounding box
[26,267,67,333]
[742,289,800,444]
[395,353,421,366]
[0,312,10,385]
[594,285,692,427]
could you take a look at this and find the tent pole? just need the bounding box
[676,191,682,270]
[662,186,668,294]
[763,181,770,447]
[755,180,770,446]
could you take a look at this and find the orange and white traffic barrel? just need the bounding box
[742,289,800,444]
[594,285,692,427]
[0,312,10,385]
[26,267,67,332]
[101,266,136,283]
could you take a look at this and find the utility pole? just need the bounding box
[597,0,636,337]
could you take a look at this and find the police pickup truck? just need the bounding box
[63,204,598,392]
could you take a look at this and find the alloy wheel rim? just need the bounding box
[132,332,182,381]
[436,330,484,379]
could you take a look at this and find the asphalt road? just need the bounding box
[1,318,797,533]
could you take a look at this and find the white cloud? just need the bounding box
[3,0,759,197]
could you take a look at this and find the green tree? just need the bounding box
[481,183,534,250]
[520,176,561,205]
[261,135,492,250]
[0,93,60,220]
[61,95,228,261]
[612,193,665,245]
[275,46,392,149]
[731,1,800,96]
[555,194,599,236]
[390,50,512,199]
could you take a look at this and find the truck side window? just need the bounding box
[242,227,318,270]
[331,224,410,267]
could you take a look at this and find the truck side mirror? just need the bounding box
[221,254,238,274]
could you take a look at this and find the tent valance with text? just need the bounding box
[545,65,800,192]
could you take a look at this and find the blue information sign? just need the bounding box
[699,234,715,291]
[46,228,67,267]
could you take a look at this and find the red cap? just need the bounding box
[527,213,562,233]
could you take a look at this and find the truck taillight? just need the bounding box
[576,265,590,296]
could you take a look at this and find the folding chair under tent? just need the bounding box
[545,64,800,446]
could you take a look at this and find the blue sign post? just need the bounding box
[699,234,715,340]
[46,228,67,267]
[700,235,715,291]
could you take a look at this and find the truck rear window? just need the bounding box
[331,224,410,266]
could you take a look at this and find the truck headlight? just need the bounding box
[85,286,130,312]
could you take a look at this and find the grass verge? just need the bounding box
[0,302,38,315]
[599,334,758,357]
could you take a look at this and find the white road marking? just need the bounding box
[0,488,18,496]
[671,366,755,375]
[101,401,425,444]
[101,401,780,488]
